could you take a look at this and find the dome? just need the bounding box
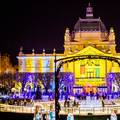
[74,18,107,33]
[74,3,107,33]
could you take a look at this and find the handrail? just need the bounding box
[0,104,120,115]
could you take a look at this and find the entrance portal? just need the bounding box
[83,85,97,94]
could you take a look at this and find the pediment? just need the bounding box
[68,46,110,57]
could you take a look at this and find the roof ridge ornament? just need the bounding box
[53,48,56,54]
[86,2,93,18]
[88,2,91,7]
[32,48,35,55]
[43,48,45,55]
[19,46,23,55]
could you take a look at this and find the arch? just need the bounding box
[56,55,120,72]
[54,55,120,119]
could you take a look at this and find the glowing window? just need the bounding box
[80,65,85,74]
[96,66,100,77]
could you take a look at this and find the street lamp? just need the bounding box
[54,48,60,120]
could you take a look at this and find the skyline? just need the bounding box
[0,0,120,65]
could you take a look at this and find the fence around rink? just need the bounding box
[0,103,120,116]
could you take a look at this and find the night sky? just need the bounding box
[0,0,120,65]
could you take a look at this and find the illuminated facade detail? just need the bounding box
[17,3,120,93]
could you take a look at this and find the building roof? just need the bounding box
[74,18,107,32]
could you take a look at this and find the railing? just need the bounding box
[0,104,35,113]
[59,106,116,115]
[0,103,120,115]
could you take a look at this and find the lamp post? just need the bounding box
[54,48,59,120]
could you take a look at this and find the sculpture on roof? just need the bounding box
[64,28,71,42]
[109,27,115,41]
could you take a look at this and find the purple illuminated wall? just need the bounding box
[15,72,75,95]
[106,72,120,93]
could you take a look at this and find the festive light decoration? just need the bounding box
[11,72,74,97]
[106,73,120,93]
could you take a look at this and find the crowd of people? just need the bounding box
[0,97,34,107]
[33,105,56,120]
[75,91,120,100]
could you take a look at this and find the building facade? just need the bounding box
[17,3,120,94]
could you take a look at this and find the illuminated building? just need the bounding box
[17,3,120,94]
[0,53,15,74]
